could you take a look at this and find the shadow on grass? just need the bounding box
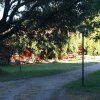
[0,62,99,82]
[0,70,65,81]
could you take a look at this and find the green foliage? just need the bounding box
[86,39,95,55]
[67,33,84,53]
[66,32,100,56]
[95,40,100,55]
[0,0,100,42]
[1,0,99,57]
[30,28,68,59]
[68,34,79,53]
[90,15,100,40]
[85,39,100,55]
[84,13,100,37]
[52,29,68,56]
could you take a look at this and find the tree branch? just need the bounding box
[8,0,21,23]
[0,1,38,41]
[2,0,10,22]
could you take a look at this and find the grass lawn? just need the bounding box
[0,62,93,81]
[64,70,100,100]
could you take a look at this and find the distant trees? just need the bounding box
[29,28,68,59]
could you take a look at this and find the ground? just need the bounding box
[0,63,100,100]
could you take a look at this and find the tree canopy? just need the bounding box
[0,0,100,41]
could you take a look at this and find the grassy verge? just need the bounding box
[64,70,100,100]
[0,62,92,81]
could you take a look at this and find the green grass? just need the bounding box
[0,62,92,81]
[64,70,100,100]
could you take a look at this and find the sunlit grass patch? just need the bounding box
[64,70,100,100]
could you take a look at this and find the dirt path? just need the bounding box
[0,63,100,100]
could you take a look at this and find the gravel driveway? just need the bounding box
[0,63,100,100]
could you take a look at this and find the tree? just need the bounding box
[0,0,100,42]
[87,14,100,39]
[30,27,68,59]
[0,0,50,41]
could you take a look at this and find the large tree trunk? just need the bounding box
[0,0,38,42]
